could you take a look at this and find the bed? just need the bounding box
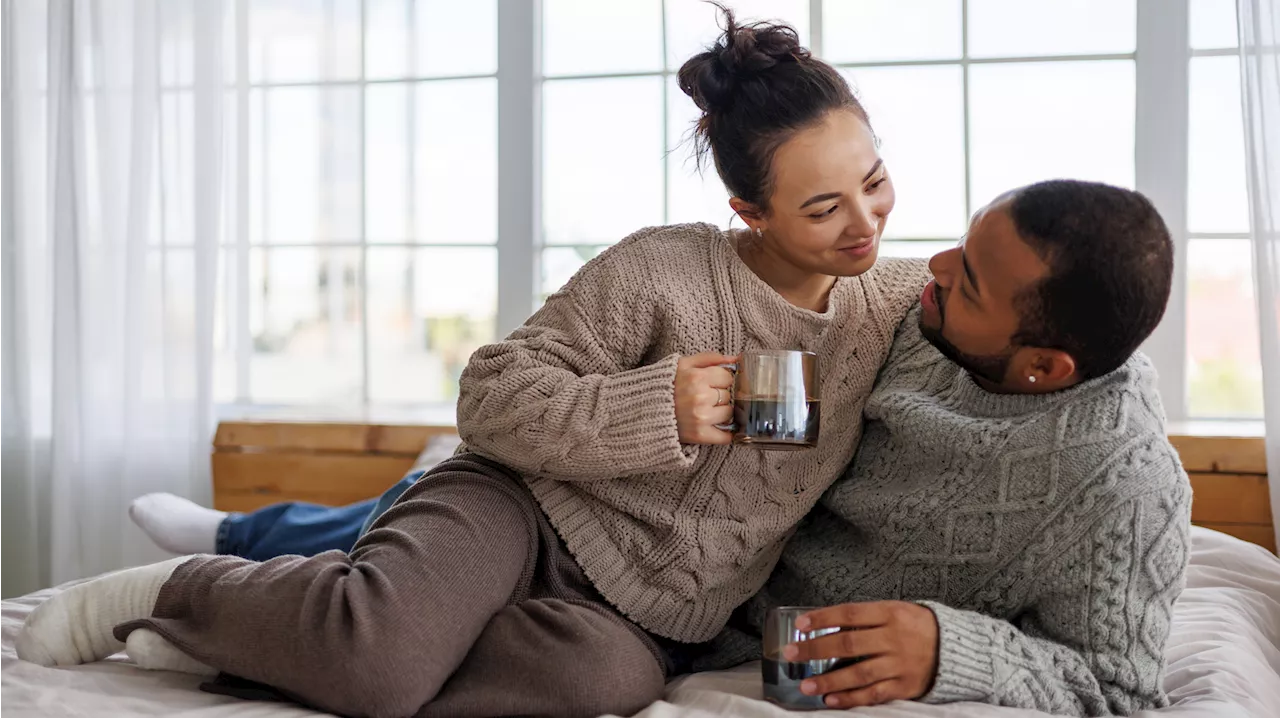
[3,526,1278,718]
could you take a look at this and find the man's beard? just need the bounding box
[918,286,1013,385]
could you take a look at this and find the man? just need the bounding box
[699,179,1191,717]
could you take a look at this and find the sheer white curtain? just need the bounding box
[1,0,233,595]
[1237,0,1280,548]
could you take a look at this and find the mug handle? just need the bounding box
[712,362,738,433]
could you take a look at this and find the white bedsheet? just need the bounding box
[4,527,1279,718]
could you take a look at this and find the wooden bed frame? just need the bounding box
[212,421,1275,554]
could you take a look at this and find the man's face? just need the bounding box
[918,198,1052,386]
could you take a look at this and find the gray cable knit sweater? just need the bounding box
[701,308,1192,717]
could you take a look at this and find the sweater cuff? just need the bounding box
[596,354,697,473]
[917,601,996,705]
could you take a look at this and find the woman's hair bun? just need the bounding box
[677,3,808,115]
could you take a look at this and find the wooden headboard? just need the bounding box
[212,421,1275,554]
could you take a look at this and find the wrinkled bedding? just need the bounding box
[4,527,1278,717]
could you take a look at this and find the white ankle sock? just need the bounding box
[129,493,226,555]
[17,557,190,667]
[125,628,217,676]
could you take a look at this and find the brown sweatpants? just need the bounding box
[115,454,668,718]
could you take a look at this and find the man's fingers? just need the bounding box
[797,602,894,632]
[797,657,898,697]
[783,627,893,662]
[821,678,909,709]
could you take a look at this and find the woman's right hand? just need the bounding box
[674,353,738,445]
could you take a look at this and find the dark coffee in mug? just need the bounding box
[719,350,820,450]
[732,397,820,449]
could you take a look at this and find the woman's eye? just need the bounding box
[868,176,888,191]
[809,205,838,219]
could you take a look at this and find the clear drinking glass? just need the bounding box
[762,606,842,710]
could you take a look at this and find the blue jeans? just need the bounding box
[216,470,425,561]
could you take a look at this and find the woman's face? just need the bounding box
[737,109,894,278]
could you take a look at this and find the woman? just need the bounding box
[20,9,929,717]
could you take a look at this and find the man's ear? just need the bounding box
[1013,348,1078,390]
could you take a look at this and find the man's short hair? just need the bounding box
[1009,180,1173,380]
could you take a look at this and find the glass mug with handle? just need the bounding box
[715,350,820,450]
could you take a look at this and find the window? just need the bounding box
[212,0,499,409]
[218,0,1260,422]
[538,0,811,297]
[536,0,1260,421]
[1185,0,1263,418]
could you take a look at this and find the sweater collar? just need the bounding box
[712,229,862,351]
[932,349,1154,419]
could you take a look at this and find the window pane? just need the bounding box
[1188,56,1250,234]
[968,61,1135,211]
[1191,0,1239,50]
[879,240,953,260]
[160,91,195,244]
[543,78,664,244]
[212,248,236,403]
[159,1,195,87]
[250,0,361,83]
[667,78,732,226]
[250,247,362,405]
[367,80,497,244]
[365,0,410,79]
[844,66,966,238]
[365,84,410,242]
[254,86,362,244]
[417,80,498,243]
[665,0,809,71]
[417,0,497,76]
[142,248,214,404]
[1187,239,1264,418]
[368,247,496,404]
[543,0,663,76]
[967,0,1135,58]
[823,0,961,63]
[366,0,496,79]
[542,246,608,301]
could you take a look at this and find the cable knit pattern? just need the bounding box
[456,223,930,641]
[700,309,1192,716]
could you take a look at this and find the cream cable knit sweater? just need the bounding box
[457,223,929,640]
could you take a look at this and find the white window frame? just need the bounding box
[502,0,1201,421]
[224,0,502,410]
[226,0,1227,423]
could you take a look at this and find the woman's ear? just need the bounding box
[729,197,765,232]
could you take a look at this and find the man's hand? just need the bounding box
[783,601,940,709]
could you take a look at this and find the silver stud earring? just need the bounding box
[1028,376,1037,383]
[755,227,763,238]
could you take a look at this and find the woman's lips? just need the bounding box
[839,239,876,259]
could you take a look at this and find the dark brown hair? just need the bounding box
[1010,180,1174,379]
[677,3,869,211]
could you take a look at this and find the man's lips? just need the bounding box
[921,279,938,313]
